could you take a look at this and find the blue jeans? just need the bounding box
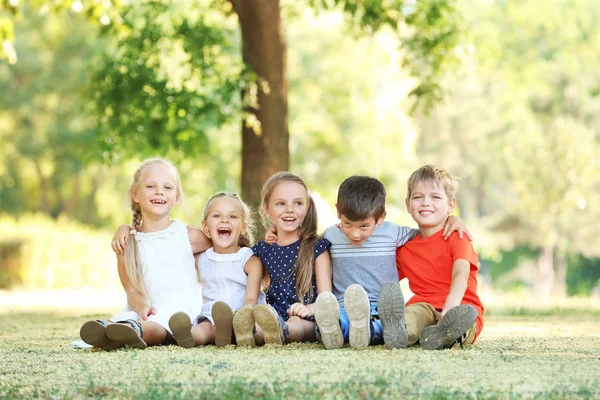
[339,302,384,345]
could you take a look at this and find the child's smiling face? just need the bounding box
[203,196,246,253]
[406,181,455,234]
[264,181,309,239]
[131,165,179,219]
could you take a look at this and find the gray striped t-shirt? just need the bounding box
[324,221,418,304]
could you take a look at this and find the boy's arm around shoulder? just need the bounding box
[389,222,419,247]
[187,226,211,253]
[243,255,263,306]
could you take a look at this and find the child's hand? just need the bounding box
[112,224,131,255]
[443,216,473,241]
[288,303,312,319]
[264,225,278,245]
[139,306,157,320]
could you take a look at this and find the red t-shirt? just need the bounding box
[396,229,484,337]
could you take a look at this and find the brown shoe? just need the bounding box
[168,312,195,348]
[105,319,147,349]
[212,301,234,347]
[233,305,256,347]
[419,305,478,350]
[254,304,287,345]
[79,320,122,351]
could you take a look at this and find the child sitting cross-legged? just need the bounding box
[392,165,484,350]
[314,175,471,349]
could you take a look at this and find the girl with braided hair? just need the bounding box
[79,158,210,350]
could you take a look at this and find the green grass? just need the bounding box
[1,308,600,399]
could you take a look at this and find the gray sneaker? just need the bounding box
[378,282,408,349]
[419,304,478,350]
[315,292,344,349]
[344,284,371,349]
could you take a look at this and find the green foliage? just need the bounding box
[0,7,113,225]
[311,0,463,112]
[92,0,246,161]
[566,254,600,296]
[0,214,120,290]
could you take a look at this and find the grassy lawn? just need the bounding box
[1,299,600,399]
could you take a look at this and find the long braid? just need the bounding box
[122,158,183,304]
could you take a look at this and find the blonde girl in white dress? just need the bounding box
[167,192,267,348]
[79,158,210,349]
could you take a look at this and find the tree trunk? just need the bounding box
[33,160,50,214]
[230,0,289,217]
[535,236,567,297]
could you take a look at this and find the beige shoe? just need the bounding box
[254,304,286,345]
[233,305,256,347]
[212,301,234,347]
[344,284,371,349]
[315,292,344,349]
[168,312,195,348]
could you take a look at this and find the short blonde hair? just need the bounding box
[406,165,459,201]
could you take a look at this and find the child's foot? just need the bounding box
[105,319,147,349]
[212,301,234,347]
[233,305,256,347]
[378,282,408,349]
[344,284,370,349]
[254,304,286,345]
[168,312,195,348]
[315,292,344,349]
[79,320,122,351]
[419,304,478,350]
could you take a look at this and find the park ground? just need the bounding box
[1,293,599,399]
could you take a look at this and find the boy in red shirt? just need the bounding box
[391,165,483,349]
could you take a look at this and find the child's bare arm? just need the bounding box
[291,250,332,317]
[187,226,212,254]
[443,216,473,240]
[116,254,156,319]
[243,256,263,306]
[111,224,132,255]
[441,259,470,317]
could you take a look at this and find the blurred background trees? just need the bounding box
[0,0,599,297]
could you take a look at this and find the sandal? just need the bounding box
[79,320,122,351]
[168,312,195,348]
[105,319,147,349]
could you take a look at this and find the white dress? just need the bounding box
[110,219,202,332]
[198,247,266,324]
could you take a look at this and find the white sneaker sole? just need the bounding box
[344,284,371,349]
[315,292,344,349]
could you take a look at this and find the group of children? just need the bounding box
[79,158,484,351]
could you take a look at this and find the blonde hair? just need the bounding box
[259,172,319,304]
[406,165,459,201]
[202,192,256,248]
[124,158,184,301]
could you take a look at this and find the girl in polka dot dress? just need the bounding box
[233,172,332,345]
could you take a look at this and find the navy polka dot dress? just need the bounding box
[252,238,331,321]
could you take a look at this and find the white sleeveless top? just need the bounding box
[199,247,266,322]
[110,219,202,331]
